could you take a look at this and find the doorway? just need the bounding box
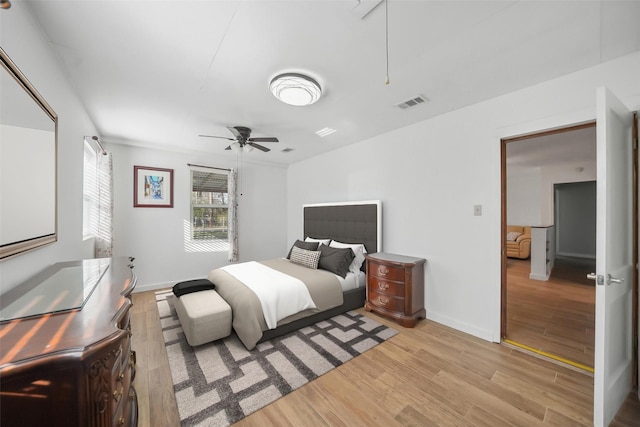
[501,122,597,370]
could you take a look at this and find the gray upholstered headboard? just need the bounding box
[303,200,382,254]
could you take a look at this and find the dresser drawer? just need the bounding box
[368,290,405,313]
[368,276,404,297]
[368,262,406,282]
[109,342,125,392]
[113,381,135,426]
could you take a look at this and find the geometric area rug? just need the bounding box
[155,290,398,426]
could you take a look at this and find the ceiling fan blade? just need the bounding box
[248,137,279,143]
[199,134,235,141]
[248,142,270,152]
[227,126,243,140]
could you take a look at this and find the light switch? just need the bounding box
[474,205,482,216]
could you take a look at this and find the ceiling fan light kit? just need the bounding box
[229,141,253,153]
[269,73,322,106]
[200,126,279,153]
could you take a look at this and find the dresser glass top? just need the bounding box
[0,258,110,322]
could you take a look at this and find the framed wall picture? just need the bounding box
[134,166,174,208]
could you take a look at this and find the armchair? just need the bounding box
[506,225,531,259]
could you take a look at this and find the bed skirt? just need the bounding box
[258,286,366,343]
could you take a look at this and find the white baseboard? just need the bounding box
[529,272,550,281]
[556,251,596,260]
[426,310,498,343]
[133,281,174,294]
[133,276,211,294]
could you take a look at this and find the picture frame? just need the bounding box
[134,166,174,208]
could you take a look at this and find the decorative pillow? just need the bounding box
[287,239,319,259]
[305,236,332,248]
[318,245,354,278]
[290,246,321,269]
[329,240,367,274]
[506,231,522,241]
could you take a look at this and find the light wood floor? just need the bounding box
[505,256,596,368]
[131,290,640,426]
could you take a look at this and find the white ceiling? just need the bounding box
[506,125,596,173]
[23,0,640,166]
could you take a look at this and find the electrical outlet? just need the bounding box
[474,205,482,216]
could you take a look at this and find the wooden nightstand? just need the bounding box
[364,252,426,327]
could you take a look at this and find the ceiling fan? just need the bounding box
[199,126,279,152]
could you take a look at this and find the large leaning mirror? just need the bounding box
[0,47,58,260]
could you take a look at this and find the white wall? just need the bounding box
[507,161,597,227]
[506,169,543,226]
[287,52,640,343]
[0,2,98,292]
[108,143,288,292]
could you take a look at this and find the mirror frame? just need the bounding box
[0,47,58,260]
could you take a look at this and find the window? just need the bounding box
[191,169,229,242]
[83,139,98,238]
[83,138,113,257]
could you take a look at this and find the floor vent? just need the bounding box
[396,95,428,110]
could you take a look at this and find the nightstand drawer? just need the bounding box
[369,263,405,282]
[368,277,404,297]
[368,290,405,312]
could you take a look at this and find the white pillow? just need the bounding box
[305,237,331,248]
[329,240,367,274]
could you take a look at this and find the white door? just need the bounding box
[592,87,634,427]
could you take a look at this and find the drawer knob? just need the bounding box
[117,373,125,381]
[377,282,389,291]
[117,416,126,426]
[378,266,389,276]
[113,388,123,402]
[378,296,389,306]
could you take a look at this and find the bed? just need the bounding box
[207,200,382,350]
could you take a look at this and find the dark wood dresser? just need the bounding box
[365,252,426,327]
[0,257,138,427]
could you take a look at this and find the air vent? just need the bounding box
[395,95,428,110]
[315,127,336,137]
[281,147,295,153]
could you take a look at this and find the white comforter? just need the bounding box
[221,261,317,329]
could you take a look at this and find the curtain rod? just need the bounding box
[187,163,231,172]
[85,135,107,155]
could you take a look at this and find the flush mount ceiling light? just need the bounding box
[270,73,322,106]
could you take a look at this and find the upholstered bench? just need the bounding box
[174,289,232,346]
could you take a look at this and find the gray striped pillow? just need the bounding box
[290,246,321,269]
